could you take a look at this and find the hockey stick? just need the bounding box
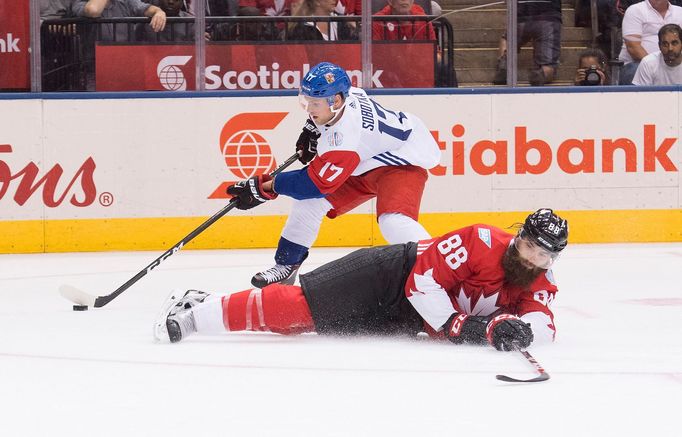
[59,152,300,309]
[496,349,550,383]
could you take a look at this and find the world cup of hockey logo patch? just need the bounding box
[324,72,335,83]
[478,228,492,248]
[327,131,344,148]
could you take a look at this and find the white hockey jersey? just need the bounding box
[307,87,441,194]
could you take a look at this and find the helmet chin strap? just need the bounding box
[324,99,347,126]
[309,100,347,129]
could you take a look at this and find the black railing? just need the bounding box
[40,15,456,91]
[41,22,87,91]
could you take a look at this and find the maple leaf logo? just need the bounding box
[455,287,500,316]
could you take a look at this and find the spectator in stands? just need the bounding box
[287,0,357,40]
[183,0,212,15]
[372,0,436,41]
[493,0,562,86]
[574,0,620,59]
[334,0,360,33]
[41,0,79,36]
[40,0,77,21]
[224,0,292,40]
[335,0,360,15]
[73,0,167,41]
[632,23,682,83]
[237,0,292,16]
[574,47,610,85]
[617,0,682,84]
[40,0,79,91]
[137,0,209,41]
[207,0,238,16]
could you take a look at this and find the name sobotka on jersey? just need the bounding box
[308,87,442,193]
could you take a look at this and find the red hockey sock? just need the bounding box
[222,284,314,335]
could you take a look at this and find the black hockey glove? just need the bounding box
[296,118,321,165]
[443,313,489,345]
[485,314,534,351]
[226,174,278,210]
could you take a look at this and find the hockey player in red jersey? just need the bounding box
[226,61,441,289]
[154,209,568,351]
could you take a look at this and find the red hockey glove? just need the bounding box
[486,314,534,351]
[226,174,278,210]
[444,313,489,345]
[295,118,321,165]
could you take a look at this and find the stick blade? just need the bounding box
[59,284,97,307]
[495,373,550,383]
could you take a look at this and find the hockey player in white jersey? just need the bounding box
[227,62,442,288]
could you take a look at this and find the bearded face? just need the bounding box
[502,243,545,288]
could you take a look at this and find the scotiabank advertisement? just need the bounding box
[0,90,680,253]
[0,0,30,89]
[95,43,436,90]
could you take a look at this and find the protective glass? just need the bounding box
[514,236,560,269]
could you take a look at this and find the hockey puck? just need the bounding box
[73,305,88,311]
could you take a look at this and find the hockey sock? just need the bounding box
[192,294,227,334]
[378,212,431,244]
[280,197,332,249]
[274,237,309,265]
[222,284,314,335]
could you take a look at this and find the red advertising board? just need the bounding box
[95,42,435,91]
[0,0,30,89]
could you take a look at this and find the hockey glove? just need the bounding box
[226,174,278,210]
[485,314,534,351]
[296,118,321,164]
[444,313,489,345]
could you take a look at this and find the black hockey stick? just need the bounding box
[496,349,550,383]
[59,152,300,309]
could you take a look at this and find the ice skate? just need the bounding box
[251,263,301,288]
[153,289,208,343]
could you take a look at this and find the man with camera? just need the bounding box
[574,48,609,86]
[633,23,682,85]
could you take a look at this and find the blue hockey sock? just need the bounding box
[274,237,309,265]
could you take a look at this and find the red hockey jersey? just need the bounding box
[404,224,559,343]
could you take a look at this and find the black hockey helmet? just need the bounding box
[518,208,568,254]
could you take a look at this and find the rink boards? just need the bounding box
[0,88,680,253]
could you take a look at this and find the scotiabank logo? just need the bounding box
[0,144,97,207]
[208,112,288,199]
[205,63,384,90]
[429,124,678,175]
[154,58,384,91]
[0,33,21,53]
[157,56,192,91]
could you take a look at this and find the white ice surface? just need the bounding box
[1,243,681,437]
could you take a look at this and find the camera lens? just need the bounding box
[582,67,601,86]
